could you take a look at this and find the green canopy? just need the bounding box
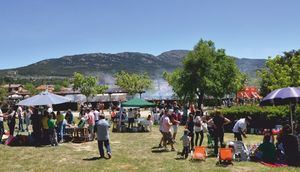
[121,98,155,108]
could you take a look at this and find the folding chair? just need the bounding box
[217,148,233,166]
[191,146,207,161]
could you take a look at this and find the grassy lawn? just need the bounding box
[0,125,299,172]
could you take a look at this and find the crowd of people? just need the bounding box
[155,101,300,166]
[0,103,112,159]
[1,100,300,165]
[253,124,300,166]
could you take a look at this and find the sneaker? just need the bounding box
[171,148,175,151]
[107,152,112,159]
[158,144,162,148]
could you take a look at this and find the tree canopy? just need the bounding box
[258,50,300,96]
[164,39,244,108]
[114,71,152,96]
[72,72,108,102]
[24,83,38,95]
[0,87,8,103]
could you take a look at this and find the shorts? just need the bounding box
[128,118,134,123]
[162,132,173,144]
[172,125,178,133]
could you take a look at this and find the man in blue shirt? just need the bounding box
[96,114,111,159]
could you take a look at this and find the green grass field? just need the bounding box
[0,125,299,172]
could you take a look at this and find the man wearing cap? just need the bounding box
[96,114,111,159]
[232,116,251,141]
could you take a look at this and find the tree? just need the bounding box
[0,87,8,103]
[72,72,107,102]
[258,50,300,96]
[164,39,244,109]
[24,83,38,95]
[54,84,62,92]
[115,71,152,96]
[61,79,70,88]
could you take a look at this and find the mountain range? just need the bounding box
[0,50,266,82]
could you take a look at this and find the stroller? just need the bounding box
[231,141,249,161]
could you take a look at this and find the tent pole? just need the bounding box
[290,102,294,134]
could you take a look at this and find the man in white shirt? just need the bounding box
[127,108,135,130]
[161,109,175,151]
[232,116,251,141]
[0,108,4,143]
[47,105,53,114]
[17,106,24,132]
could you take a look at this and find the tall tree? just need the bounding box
[0,87,8,103]
[258,50,300,96]
[24,83,38,95]
[115,71,152,96]
[72,72,108,102]
[164,39,244,108]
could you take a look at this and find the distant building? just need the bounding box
[2,84,24,93]
[237,86,262,99]
[36,85,55,92]
[1,84,30,100]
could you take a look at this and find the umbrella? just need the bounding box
[17,91,71,106]
[260,87,300,133]
[121,98,156,108]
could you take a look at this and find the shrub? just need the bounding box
[220,105,300,130]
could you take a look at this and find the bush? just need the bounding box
[220,105,300,130]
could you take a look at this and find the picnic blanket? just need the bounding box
[260,161,288,168]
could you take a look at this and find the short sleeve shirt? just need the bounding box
[232,118,247,133]
[161,115,171,133]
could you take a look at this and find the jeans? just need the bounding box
[43,129,50,144]
[25,117,30,131]
[56,121,64,142]
[49,128,58,146]
[213,129,224,154]
[97,140,111,157]
[188,132,194,149]
[19,118,24,131]
[181,146,190,158]
[9,122,15,136]
[195,131,204,146]
[234,132,243,141]
[0,121,4,142]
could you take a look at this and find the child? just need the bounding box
[48,113,58,146]
[146,114,153,131]
[180,129,191,159]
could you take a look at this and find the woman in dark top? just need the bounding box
[279,124,299,166]
[209,110,230,155]
[186,114,195,149]
[30,108,42,146]
[7,109,16,136]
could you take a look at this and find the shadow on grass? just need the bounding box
[151,146,161,149]
[175,157,187,160]
[151,148,170,153]
[83,156,101,161]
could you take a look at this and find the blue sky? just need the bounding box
[0,0,299,69]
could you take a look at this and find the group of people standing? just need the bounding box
[157,100,253,159]
[0,105,33,142]
[0,103,112,159]
[79,107,111,159]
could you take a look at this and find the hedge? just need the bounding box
[220,105,300,130]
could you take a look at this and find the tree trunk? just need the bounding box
[197,92,204,111]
